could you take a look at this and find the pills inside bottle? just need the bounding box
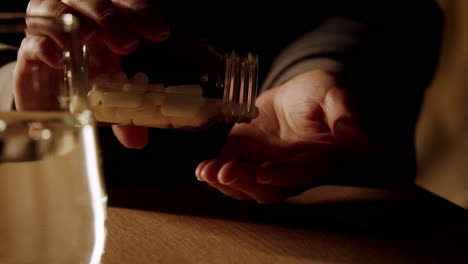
[85,37,259,130]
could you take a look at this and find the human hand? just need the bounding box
[26,0,170,53]
[195,70,373,204]
[14,0,170,148]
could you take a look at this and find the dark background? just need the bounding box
[0,1,28,12]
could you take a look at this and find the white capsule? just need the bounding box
[148,83,165,93]
[93,105,131,124]
[197,98,222,120]
[93,74,122,92]
[133,117,170,128]
[166,85,203,95]
[131,72,149,84]
[87,89,102,106]
[169,100,222,128]
[101,106,116,119]
[123,72,149,93]
[93,105,117,123]
[101,91,143,108]
[133,107,170,128]
[113,97,161,125]
[111,72,128,86]
[135,98,159,116]
[161,94,205,117]
[145,92,166,105]
[115,107,138,122]
[114,116,132,125]
[93,83,119,92]
[122,82,148,93]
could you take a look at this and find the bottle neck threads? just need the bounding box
[222,51,259,123]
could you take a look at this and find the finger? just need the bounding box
[195,160,209,181]
[111,124,148,149]
[199,158,226,183]
[86,40,124,78]
[27,0,99,44]
[18,35,63,69]
[14,63,61,111]
[198,155,236,182]
[323,86,374,154]
[61,0,140,54]
[112,0,170,42]
[197,159,251,200]
[322,86,354,131]
[14,36,64,110]
[217,161,289,204]
[255,151,340,189]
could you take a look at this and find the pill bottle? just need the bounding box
[85,37,259,130]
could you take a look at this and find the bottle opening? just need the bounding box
[222,51,259,124]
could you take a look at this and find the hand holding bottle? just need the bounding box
[14,0,171,148]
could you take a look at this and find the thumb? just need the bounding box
[323,87,374,155]
[112,124,148,149]
[333,118,374,155]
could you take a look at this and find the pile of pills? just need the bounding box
[87,72,222,129]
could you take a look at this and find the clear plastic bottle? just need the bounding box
[86,37,259,130]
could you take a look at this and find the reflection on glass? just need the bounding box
[0,13,106,264]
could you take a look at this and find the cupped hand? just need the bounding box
[196,70,372,204]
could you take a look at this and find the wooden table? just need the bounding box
[103,184,468,264]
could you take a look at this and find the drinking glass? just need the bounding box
[0,13,106,264]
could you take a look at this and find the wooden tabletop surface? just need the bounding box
[102,183,468,264]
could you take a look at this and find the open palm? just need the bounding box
[196,70,371,203]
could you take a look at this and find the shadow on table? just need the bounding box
[107,183,468,263]
[106,182,468,232]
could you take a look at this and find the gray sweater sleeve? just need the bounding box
[260,17,370,92]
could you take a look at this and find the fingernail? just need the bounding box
[256,174,272,184]
[123,39,139,50]
[200,163,219,183]
[203,173,218,183]
[195,168,201,180]
[219,175,237,185]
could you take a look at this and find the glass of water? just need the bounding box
[0,13,106,264]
